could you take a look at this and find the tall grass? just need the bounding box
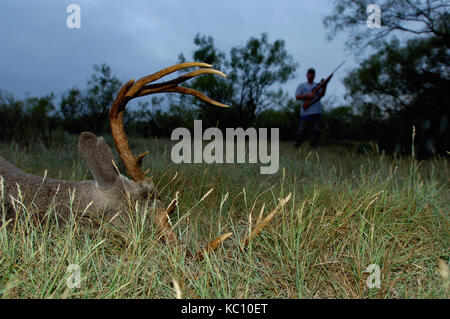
[0,136,448,298]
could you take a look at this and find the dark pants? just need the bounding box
[294,114,322,148]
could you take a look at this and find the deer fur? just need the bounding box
[0,132,169,237]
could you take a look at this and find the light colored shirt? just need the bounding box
[295,82,323,116]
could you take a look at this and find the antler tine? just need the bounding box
[126,62,213,99]
[109,62,229,182]
[139,68,226,93]
[138,68,229,108]
[164,86,229,108]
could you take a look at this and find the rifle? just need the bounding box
[302,60,345,110]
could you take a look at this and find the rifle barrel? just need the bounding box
[331,60,346,75]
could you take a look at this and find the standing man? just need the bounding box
[294,68,328,148]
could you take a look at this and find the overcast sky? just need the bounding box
[0,0,362,108]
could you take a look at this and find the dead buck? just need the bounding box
[0,62,230,249]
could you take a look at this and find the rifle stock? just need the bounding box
[302,75,331,110]
[302,61,345,111]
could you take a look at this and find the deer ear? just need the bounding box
[78,132,119,186]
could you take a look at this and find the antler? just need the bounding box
[108,62,231,252]
[109,62,229,182]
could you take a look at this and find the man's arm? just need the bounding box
[318,74,333,98]
[296,92,315,100]
[295,85,315,100]
[317,81,329,98]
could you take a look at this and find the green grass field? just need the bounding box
[0,134,448,298]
